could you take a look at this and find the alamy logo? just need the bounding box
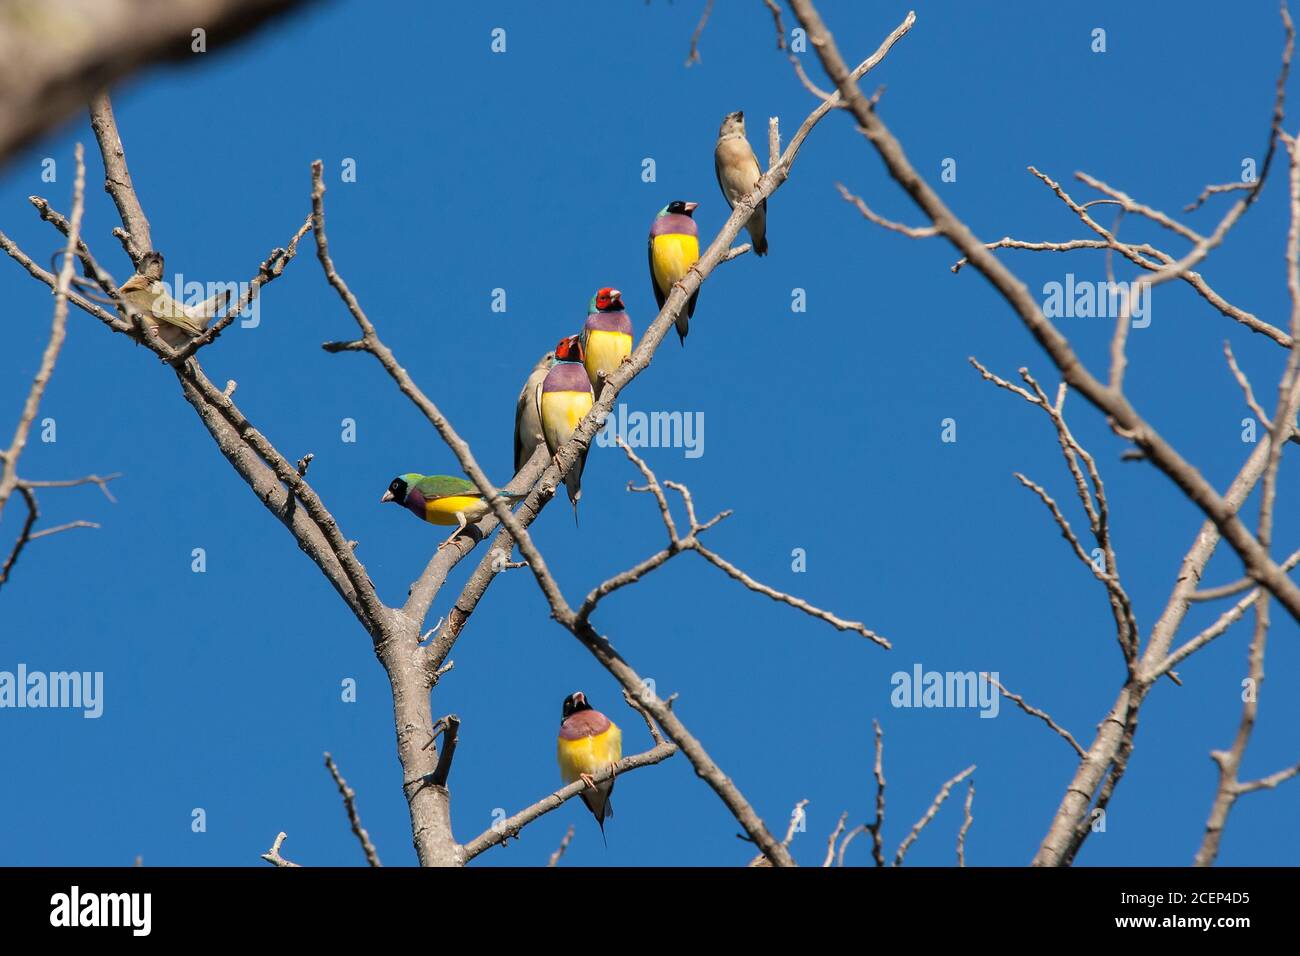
[0,663,103,718]
[157,272,260,328]
[50,886,150,936]
[595,403,704,459]
[890,664,999,718]
[1042,273,1150,327]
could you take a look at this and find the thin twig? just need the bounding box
[981,673,1086,757]
[956,780,975,866]
[546,825,575,866]
[893,765,976,866]
[324,752,382,867]
[260,831,300,868]
[684,0,714,66]
[823,811,848,867]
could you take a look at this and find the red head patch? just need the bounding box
[595,287,623,311]
[554,334,585,362]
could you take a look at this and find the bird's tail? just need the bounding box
[597,797,612,847]
[566,449,587,526]
[753,233,768,256]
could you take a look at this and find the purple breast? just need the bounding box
[542,362,593,394]
[403,486,428,519]
[560,709,611,740]
[650,213,698,238]
[584,310,633,335]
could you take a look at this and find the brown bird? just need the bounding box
[117,251,229,346]
[514,349,556,475]
[714,110,767,256]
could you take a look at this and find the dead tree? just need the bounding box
[0,12,918,865]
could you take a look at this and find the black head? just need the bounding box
[666,200,699,217]
[561,691,592,721]
[381,475,410,505]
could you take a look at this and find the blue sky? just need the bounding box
[2,0,1297,867]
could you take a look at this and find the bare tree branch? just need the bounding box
[1186,181,1254,213]
[981,673,1085,758]
[324,752,382,867]
[684,0,714,66]
[0,146,110,588]
[0,147,84,521]
[458,739,678,863]
[260,831,301,867]
[546,825,575,867]
[0,1,318,169]
[893,765,976,866]
[956,780,975,867]
[836,182,937,237]
[788,0,1300,868]
[822,811,848,867]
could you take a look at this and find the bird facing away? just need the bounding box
[581,288,634,398]
[117,251,230,346]
[557,691,622,842]
[514,349,556,475]
[536,335,593,524]
[648,201,700,345]
[715,111,767,256]
[381,473,525,549]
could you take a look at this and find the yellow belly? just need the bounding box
[422,494,488,526]
[583,330,633,389]
[540,389,594,454]
[557,724,623,783]
[652,233,700,296]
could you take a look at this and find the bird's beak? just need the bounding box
[381,491,394,503]
[684,201,699,213]
[610,289,622,301]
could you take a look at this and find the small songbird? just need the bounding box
[715,110,767,256]
[581,287,634,398]
[648,201,700,345]
[514,350,556,475]
[536,335,594,523]
[381,473,525,549]
[556,691,622,841]
[117,251,229,346]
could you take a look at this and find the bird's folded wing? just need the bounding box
[415,475,480,500]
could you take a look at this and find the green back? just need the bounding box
[410,474,480,501]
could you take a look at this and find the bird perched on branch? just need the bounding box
[715,111,767,256]
[648,200,700,344]
[536,335,594,524]
[514,349,556,475]
[581,287,633,398]
[381,473,525,549]
[557,691,622,842]
[117,251,229,346]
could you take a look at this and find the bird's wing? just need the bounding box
[533,379,546,449]
[184,286,233,321]
[414,475,479,500]
[743,142,762,185]
[514,378,532,474]
[648,236,666,310]
[123,281,205,336]
[714,145,732,210]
